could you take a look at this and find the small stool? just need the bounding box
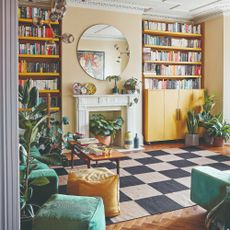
[33,194,105,230]
[67,167,120,217]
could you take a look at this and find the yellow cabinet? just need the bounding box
[144,89,204,142]
[144,90,164,142]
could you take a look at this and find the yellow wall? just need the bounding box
[62,7,142,133]
[224,15,230,123]
[204,15,224,114]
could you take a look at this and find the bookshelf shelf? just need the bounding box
[18,18,59,25]
[19,54,60,58]
[144,45,202,52]
[143,30,202,38]
[18,36,59,41]
[144,61,202,65]
[39,90,60,94]
[19,72,60,76]
[143,74,202,79]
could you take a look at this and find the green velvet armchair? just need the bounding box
[191,166,230,211]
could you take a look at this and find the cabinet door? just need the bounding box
[192,89,205,113]
[164,90,179,140]
[144,90,164,142]
[177,90,193,139]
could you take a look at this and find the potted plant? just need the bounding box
[89,114,124,146]
[198,91,215,144]
[123,77,141,106]
[206,114,230,147]
[185,110,200,146]
[106,75,121,94]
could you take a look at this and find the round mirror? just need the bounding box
[77,24,130,80]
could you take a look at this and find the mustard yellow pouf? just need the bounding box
[67,167,120,217]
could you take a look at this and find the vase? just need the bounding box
[96,135,111,146]
[185,133,199,146]
[124,131,133,149]
[21,216,33,230]
[205,186,230,230]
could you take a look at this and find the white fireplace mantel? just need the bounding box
[74,94,138,142]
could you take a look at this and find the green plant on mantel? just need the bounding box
[106,75,121,94]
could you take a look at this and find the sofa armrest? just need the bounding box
[191,166,230,210]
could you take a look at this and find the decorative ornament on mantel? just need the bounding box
[106,75,121,94]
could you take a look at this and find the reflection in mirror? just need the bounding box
[77,24,130,80]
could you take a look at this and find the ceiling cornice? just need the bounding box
[66,0,230,22]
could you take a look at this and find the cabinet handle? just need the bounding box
[176,108,181,120]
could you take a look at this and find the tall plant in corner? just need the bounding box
[19,80,49,219]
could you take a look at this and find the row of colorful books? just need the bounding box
[18,6,50,20]
[18,25,59,38]
[18,60,60,73]
[143,64,201,76]
[19,79,59,91]
[143,48,202,62]
[143,21,201,34]
[144,35,202,48]
[18,42,59,55]
[144,78,201,90]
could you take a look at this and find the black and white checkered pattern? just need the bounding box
[54,146,230,224]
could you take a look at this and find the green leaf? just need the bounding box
[30,177,50,186]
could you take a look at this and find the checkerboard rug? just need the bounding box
[53,146,230,224]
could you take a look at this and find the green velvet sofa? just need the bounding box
[20,146,59,208]
[191,166,230,211]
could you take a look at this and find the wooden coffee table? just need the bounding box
[69,141,127,175]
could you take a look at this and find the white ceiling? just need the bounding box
[67,0,230,21]
[81,24,126,40]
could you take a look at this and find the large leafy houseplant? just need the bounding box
[19,80,63,225]
[206,114,230,146]
[89,114,124,145]
[185,110,200,146]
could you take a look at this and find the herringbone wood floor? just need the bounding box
[106,143,230,230]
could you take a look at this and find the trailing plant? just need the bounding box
[123,77,141,106]
[206,114,230,142]
[89,114,124,139]
[187,110,199,134]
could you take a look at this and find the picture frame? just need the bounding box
[77,50,105,80]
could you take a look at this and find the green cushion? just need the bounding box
[191,166,230,210]
[33,194,106,230]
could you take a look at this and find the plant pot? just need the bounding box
[21,216,33,230]
[96,135,112,146]
[185,133,199,146]
[213,137,224,147]
[112,86,119,94]
[203,131,214,145]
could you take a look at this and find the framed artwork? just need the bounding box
[77,50,105,80]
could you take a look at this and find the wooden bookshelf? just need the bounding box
[143,30,202,38]
[19,72,60,76]
[18,18,59,25]
[142,20,205,143]
[144,45,202,52]
[18,5,62,128]
[18,54,60,58]
[18,36,59,41]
